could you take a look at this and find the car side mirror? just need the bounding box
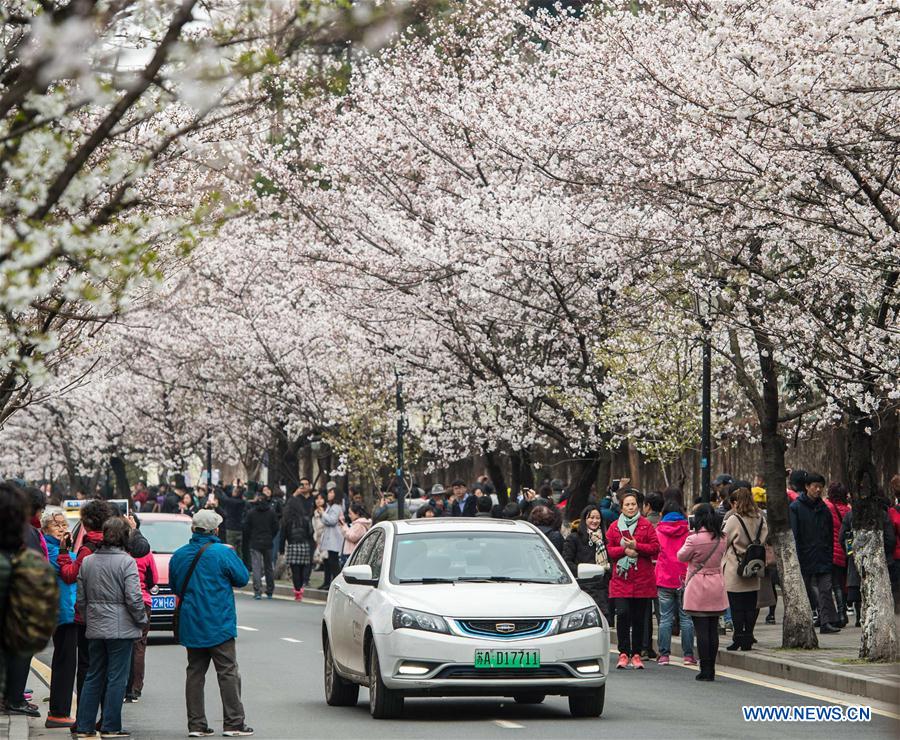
[577,563,607,580]
[343,564,376,585]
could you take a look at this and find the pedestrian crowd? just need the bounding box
[1,468,898,738]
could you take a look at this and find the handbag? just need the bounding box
[173,542,213,642]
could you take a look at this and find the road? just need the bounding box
[33,593,899,740]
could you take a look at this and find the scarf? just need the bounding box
[615,512,641,578]
[587,527,610,572]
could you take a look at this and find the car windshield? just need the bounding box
[140,520,192,554]
[390,531,570,584]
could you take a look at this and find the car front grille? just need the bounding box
[434,665,572,680]
[456,619,552,638]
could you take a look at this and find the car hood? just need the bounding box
[386,581,591,618]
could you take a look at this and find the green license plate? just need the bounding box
[474,649,540,669]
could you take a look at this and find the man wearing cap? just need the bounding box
[169,510,253,737]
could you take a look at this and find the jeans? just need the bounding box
[803,571,838,626]
[615,598,650,656]
[49,622,79,717]
[658,587,694,657]
[186,639,245,732]
[251,548,274,597]
[76,639,133,733]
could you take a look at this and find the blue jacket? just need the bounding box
[45,534,77,625]
[169,532,249,648]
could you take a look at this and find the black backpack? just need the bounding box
[734,516,766,578]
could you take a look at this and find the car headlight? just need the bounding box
[558,606,602,634]
[392,607,450,634]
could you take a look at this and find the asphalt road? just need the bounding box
[33,593,899,740]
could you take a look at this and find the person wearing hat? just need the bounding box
[169,510,253,737]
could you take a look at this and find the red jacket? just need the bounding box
[73,530,105,624]
[606,516,660,599]
[134,552,158,607]
[825,500,851,567]
[889,506,900,562]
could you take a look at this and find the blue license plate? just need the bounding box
[152,595,176,610]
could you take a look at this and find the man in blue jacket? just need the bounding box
[170,510,253,737]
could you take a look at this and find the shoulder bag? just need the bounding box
[173,542,213,642]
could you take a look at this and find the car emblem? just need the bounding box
[495,623,516,633]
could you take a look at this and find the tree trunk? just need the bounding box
[847,412,899,661]
[484,450,508,506]
[627,441,641,490]
[565,452,601,520]
[109,454,130,499]
[748,313,818,649]
[760,431,819,649]
[509,448,534,501]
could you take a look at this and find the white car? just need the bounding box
[322,518,610,719]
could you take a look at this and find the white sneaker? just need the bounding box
[223,728,254,737]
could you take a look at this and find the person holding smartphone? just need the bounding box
[41,510,79,728]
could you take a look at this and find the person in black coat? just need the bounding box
[218,486,247,563]
[529,505,564,553]
[280,493,315,597]
[839,505,896,627]
[790,473,840,633]
[563,504,611,621]
[244,492,279,599]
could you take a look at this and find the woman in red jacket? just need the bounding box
[825,482,851,628]
[606,489,660,670]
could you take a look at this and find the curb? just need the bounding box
[238,582,329,602]
[0,714,28,740]
[610,633,899,703]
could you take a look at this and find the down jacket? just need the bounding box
[606,516,659,599]
[825,500,851,567]
[789,493,833,575]
[76,546,147,640]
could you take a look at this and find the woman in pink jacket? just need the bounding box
[606,489,660,671]
[677,503,728,681]
[340,504,372,565]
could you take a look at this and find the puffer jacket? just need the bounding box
[76,547,147,640]
[655,514,690,589]
[825,500,851,567]
[45,534,77,625]
[536,524,565,554]
[606,516,660,599]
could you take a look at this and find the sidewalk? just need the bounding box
[617,601,900,703]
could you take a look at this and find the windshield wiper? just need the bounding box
[455,576,550,583]
[398,577,457,584]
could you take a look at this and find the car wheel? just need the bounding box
[568,685,605,718]
[368,642,403,719]
[324,638,359,706]
[513,693,545,704]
